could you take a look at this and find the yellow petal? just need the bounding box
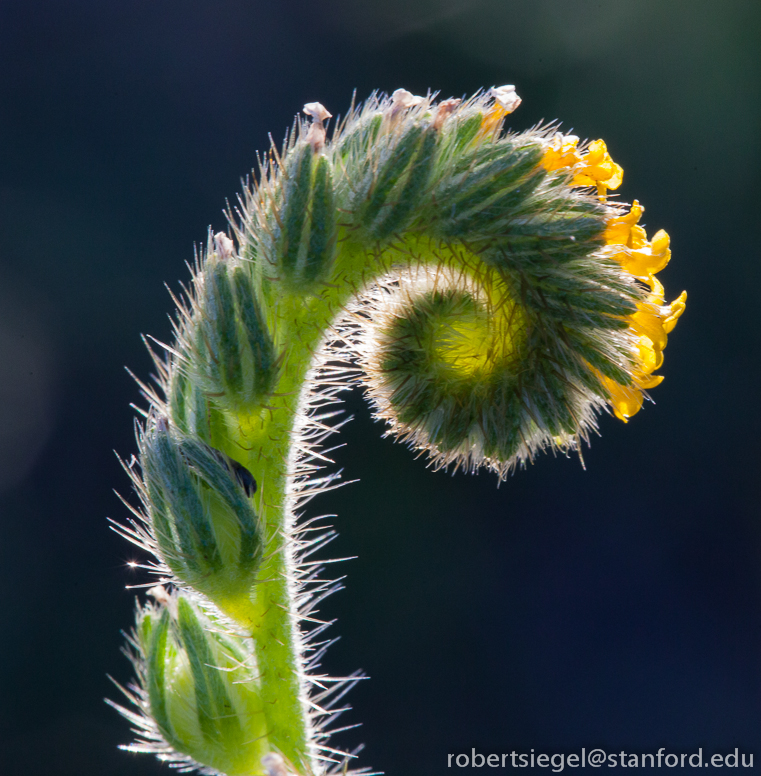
[586,139,607,163]
[637,336,664,374]
[644,274,665,303]
[604,221,632,245]
[628,224,648,249]
[604,162,624,190]
[571,171,597,187]
[574,139,624,190]
[638,374,664,390]
[478,105,508,139]
[622,243,671,277]
[650,229,670,254]
[541,134,582,172]
[603,377,645,422]
[631,308,668,351]
[663,291,687,333]
[603,201,644,245]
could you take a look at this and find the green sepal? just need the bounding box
[177,597,241,744]
[529,364,580,437]
[372,128,437,241]
[231,266,278,399]
[145,483,184,579]
[335,111,383,165]
[169,369,188,430]
[303,154,337,286]
[169,368,214,444]
[569,337,633,386]
[277,146,337,291]
[279,142,313,282]
[151,430,223,574]
[145,608,174,745]
[451,113,483,151]
[481,380,524,462]
[446,144,543,216]
[359,123,424,232]
[207,262,245,399]
[177,438,263,575]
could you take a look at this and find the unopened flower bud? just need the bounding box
[140,420,263,610]
[138,595,268,775]
[276,141,336,290]
[193,252,278,413]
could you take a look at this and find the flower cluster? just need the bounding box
[541,135,686,422]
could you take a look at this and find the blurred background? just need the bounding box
[1,0,760,773]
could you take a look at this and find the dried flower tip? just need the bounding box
[303,101,332,152]
[432,97,462,130]
[391,88,425,110]
[213,231,235,261]
[478,85,522,138]
[489,84,522,113]
[302,101,332,124]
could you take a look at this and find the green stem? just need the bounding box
[211,237,427,770]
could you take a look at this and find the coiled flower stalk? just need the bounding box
[110,87,686,776]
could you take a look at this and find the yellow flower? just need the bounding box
[541,136,623,197]
[601,377,647,422]
[541,133,582,172]
[602,273,687,422]
[572,139,623,195]
[632,276,685,345]
[539,144,686,424]
[603,201,672,278]
[603,200,645,245]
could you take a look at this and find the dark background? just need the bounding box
[1,1,760,773]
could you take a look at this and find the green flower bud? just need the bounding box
[192,237,278,415]
[369,127,437,242]
[277,139,337,291]
[140,419,263,610]
[354,122,426,240]
[138,594,269,776]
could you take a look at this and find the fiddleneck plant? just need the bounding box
[110,86,686,776]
